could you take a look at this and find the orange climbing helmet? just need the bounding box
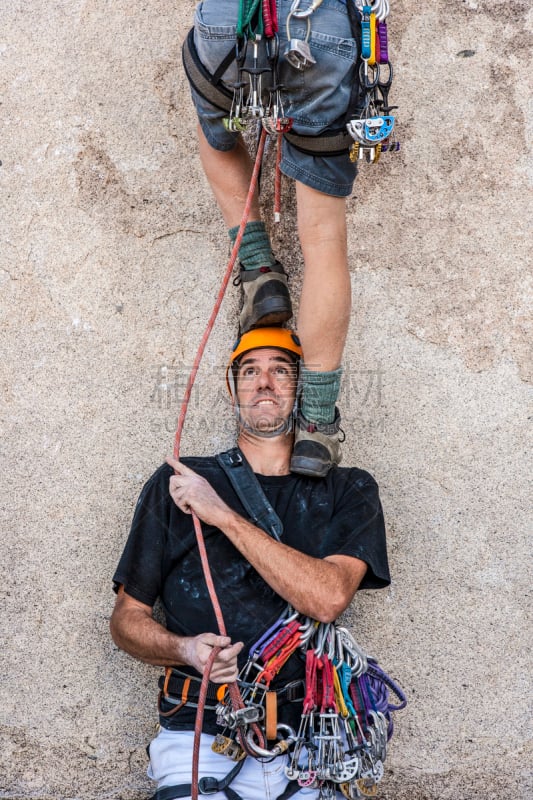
[226,327,302,398]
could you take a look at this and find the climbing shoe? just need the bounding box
[238,262,293,333]
[290,408,344,478]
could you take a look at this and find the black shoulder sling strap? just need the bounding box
[216,447,284,541]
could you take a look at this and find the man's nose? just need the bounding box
[255,368,274,389]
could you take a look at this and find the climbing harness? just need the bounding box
[182,0,400,165]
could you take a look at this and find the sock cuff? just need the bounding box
[300,365,343,385]
[228,220,267,243]
[229,220,276,270]
[300,366,343,425]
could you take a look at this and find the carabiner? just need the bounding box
[266,31,280,64]
[355,0,390,22]
[291,0,324,19]
[377,59,393,91]
[314,621,332,658]
[286,11,312,44]
[235,35,248,66]
[299,617,318,648]
[245,724,297,758]
[359,60,380,90]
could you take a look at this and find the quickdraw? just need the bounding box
[347,2,401,164]
[212,606,407,799]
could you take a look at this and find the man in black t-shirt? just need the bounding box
[110,328,390,800]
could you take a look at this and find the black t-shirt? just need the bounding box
[113,456,390,732]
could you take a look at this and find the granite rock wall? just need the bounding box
[1,1,531,798]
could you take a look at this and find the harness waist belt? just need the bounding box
[160,669,305,705]
[182,28,352,156]
[159,669,220,705]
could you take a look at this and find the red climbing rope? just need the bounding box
[173,127,268,460]
[172,128,268,800]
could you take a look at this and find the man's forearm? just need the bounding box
[166,457,368,622]
[110,601,189,667]
[110,589,244,681]
[218,509,367,622]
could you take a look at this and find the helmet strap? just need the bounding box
[234,402,295,439]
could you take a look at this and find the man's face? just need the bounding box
[235,347,298,435]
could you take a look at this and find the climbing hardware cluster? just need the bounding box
[223,0,293,134]
[213,605,407,799]
[347,0,400,164]
[216,0,401,164]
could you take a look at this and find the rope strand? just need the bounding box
[172,128,268,800]
[173,128,268,460]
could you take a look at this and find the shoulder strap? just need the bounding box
[216,447,283,541]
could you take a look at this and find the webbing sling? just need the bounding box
[182,28,352,156]
[150,758,245,800]
[216,447,283,540]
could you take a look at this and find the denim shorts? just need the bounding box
[188,0,359,197]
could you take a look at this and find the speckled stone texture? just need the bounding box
[1,1,531,798]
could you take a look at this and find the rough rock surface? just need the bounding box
[1,1,531,798]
